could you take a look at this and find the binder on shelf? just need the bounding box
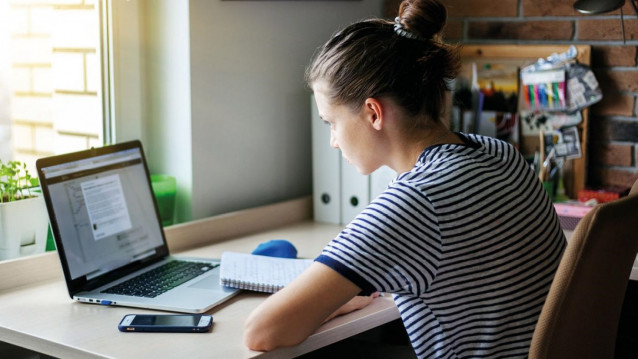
[311,95,341,224]
[340,157,369,225]
[370,165,397,201]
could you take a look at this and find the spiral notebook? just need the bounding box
[219,252,313,293]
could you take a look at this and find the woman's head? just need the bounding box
[305,0,460,127]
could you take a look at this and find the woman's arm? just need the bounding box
[323,292,379,322]
[244,261,371,351]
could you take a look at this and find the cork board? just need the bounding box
[456,44,591,199]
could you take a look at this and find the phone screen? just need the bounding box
[131,315,202,327]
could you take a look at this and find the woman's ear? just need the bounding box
[363,98,384,131]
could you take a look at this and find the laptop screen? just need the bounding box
[38,145,165,281]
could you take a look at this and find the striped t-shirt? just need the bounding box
[316,133,566,359]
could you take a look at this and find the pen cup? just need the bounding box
[542,181,555,202]
[151,174,177,226]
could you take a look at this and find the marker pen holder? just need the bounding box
[520,68,567,112]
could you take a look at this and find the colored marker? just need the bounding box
[546,83,554,108]
[557,82,565,107]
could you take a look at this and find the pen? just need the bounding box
[557,82,565,107]
[546,83,554,108]
[538,129,545,182]
[540,84,548,109]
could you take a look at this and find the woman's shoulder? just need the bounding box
[458,132,515,151]
[394,134,527,196]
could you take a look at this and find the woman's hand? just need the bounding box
[324,292,380,322]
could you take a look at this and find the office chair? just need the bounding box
[528,179,638,359]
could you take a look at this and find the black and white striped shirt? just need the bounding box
[316,133,566,359]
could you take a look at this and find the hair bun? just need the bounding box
[397,0,447,41]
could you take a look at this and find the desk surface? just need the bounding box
[1,212,636,359]
[0,221,400,359]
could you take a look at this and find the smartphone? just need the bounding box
[118,314,213,333]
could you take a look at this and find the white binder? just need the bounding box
[311,95,341,224]
[370,165,397,201]
[340,158,369,225]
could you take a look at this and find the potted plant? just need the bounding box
[0,160,49,260]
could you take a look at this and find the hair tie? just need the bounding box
[394,17,424,41]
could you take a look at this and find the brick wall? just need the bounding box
[7,0,101,170]
[384,0,638,190]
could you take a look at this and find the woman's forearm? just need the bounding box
[244,262,364,351]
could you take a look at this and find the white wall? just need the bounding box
[188,0,382,219]
[136,0,382,221]
[110,0,146,146]
[112,0,193,223]
[144,0,194,223]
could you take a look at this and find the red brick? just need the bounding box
[578,19,638,41]
[596,70,638,93]
[591,46,637,67]
[385,0,518,19]
[468,21,573,41]
[591,94,635,116]
[524,0,634,16]
[443,20,463,40]
[590,118,638,143]
[441,0,517,18]
[590,142,633,166]
[523,0,582,16]
[591,167,638,188]
[588,116,609,143]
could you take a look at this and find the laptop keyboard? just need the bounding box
[101,260,218,298]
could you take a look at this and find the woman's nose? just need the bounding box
[329,134,339,149]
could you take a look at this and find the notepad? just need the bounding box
[219,251,313,293]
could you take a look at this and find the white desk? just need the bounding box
[0,198,400,359]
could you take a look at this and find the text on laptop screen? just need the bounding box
[40,148,164,280]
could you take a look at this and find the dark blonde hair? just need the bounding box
[305,0,460,125]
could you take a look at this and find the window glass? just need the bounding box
[0,0,105,174]
[0,0,106,261]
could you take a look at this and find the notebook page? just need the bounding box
[220,251,313,292]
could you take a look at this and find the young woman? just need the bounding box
[244,0,566,357]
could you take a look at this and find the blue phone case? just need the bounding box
[118,314,213,333]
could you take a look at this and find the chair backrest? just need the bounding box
[529,181,638,359]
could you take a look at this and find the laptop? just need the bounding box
[36,140,239,313]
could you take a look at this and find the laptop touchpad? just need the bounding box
[188,275,218,290]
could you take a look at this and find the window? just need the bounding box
[0,0,110,262]
[0,0,107,174]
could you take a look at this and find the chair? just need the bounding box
[529,179,638,359]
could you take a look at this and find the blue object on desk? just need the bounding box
[252,239,298,258]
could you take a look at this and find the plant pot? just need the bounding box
[0,196,49,260]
